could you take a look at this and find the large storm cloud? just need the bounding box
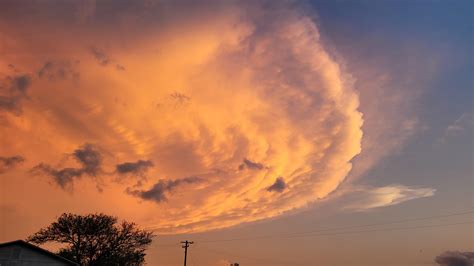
[1,0,419,234]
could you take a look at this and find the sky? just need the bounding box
[0,0,472,265]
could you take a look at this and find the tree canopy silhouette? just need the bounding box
[27,213,154,265]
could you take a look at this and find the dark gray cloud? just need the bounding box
[32,164,83,188]
[267,177,287,193]
[238,158,264,170]
[11,75,31,93]
[90,46,111,66]
[37,60,80,80]
[0,74,32,115]
[435,251,474,266]
[116,160,154,175]
[0,155,25,174]
[128,176,202,203]
[32,143,102,188]
[72,143,102,175]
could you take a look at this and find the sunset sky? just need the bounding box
[0,0,472,265]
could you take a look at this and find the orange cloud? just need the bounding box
[0,1,363,234]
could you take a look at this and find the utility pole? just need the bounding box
[181,240,194,266]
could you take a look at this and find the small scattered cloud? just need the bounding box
[0,155,25,174]
[267,177,287,193]
[127,176,202,203]
[116,64,126,71]
[342,185,435,211]
[90,46,111,66]
[438,113,474,144]
[238,158,264,171]
[116,159,154,176]
[32,143,102,189]
[0,74,32,115]
[169,92,190,107]
[10,75,31,93]
[435,251,474,266]
[37,60,80,81]
[89,46,126,71]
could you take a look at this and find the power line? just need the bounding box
[152,210,473,246]
[158,221,473,266]
[286,221,473,239]
[189,221,473,265]
[194,210,473,243]
[301,210,474,234]
[197,220,474,243]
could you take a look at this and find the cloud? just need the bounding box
[10,75,31,93]
[0,155,25,174]
[37,60,80,81]
[335,26,443,181]
[89,46,126,71]
[0,1,367,233]
[127,176,202,203]
[72,143,102,175]
[435,251,474,266]
[116,159,154,175]
[238,158,264,170]
[342,185,435,211]
[446,113,473,134]
[32,144,102,188]
[267,177,287,193]
[438,113,473,144]
[116,64,126,71]
[0,74,32,115]
[90,46,111,66]
[32,164,84,189]
[169,92,191,107]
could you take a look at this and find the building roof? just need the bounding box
[0,240,79,265]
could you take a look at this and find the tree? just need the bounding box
[27,213,154,266]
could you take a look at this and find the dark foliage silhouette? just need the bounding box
[27,213,154,265]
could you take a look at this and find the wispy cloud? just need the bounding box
[438,113,473,144]
[0,155,25,174]
[342,30,442,181]
[342,185,435,211]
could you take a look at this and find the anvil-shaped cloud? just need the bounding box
[0,1,432,233]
